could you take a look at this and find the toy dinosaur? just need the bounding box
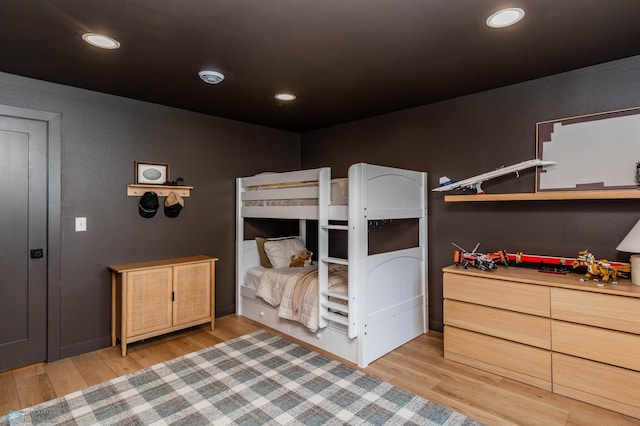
[573,249,631,284]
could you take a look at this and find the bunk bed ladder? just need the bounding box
[347,164,365,341]
[317,169,352,331]
[319,226,350,329]
[321,164,363,341]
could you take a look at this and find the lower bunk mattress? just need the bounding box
[244,264,348,331]
[240,256,426,367]
[240,264,357,363]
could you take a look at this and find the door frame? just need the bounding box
[0,104,61,363]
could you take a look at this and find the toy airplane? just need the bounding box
[433,158,556,194]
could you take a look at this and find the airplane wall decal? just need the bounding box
[433,158,557,194]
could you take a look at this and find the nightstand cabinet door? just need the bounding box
[173,262,211,326]
[126,267,173,337]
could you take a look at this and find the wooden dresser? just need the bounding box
[443,265,640,419]
[109,256,217,356]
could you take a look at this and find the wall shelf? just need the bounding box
[127,184,193,198]
[444,189,640,202]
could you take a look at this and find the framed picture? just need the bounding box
[536,107,640,191]
[135,161,170,185]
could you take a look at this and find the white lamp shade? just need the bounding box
[617,218,640,285]
[617,219,640,253]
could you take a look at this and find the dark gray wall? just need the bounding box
[2,53,640,358]
[0,71,300,358]
[301,55,640,331]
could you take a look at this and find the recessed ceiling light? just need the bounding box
[82,33,120,49]
[275,93,296,101]
[198,70,225,85]
[486,8,525,28]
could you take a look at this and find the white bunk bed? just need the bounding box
[236,163,428,367]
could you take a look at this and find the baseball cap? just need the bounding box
[138,191,159,218]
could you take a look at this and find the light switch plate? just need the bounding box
[75,217,87,232]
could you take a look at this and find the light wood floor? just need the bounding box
[1,315,638,425]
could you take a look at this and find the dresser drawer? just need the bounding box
[241,296,289,333]
[553,353,640,419]
[552,320,640,371]
[444,326,551,390]
[444,272,550,316]
[444,299,550,349]
[551,288,640,334]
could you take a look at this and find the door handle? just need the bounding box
[30,249,44,259]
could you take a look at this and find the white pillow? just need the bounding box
[264,238,305,268]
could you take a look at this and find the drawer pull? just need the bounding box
[259,311,265,317]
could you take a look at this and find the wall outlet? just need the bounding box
[75,217,87,232]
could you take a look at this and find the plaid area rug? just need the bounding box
[5,331,483,425]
